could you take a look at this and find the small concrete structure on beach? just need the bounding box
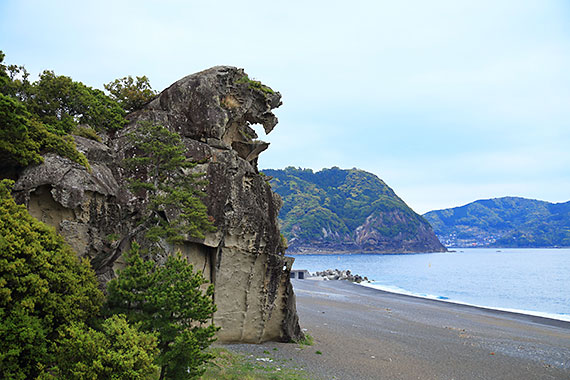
[290,269,310,279]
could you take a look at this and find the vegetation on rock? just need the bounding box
[0,179,103,379]
[4,66,126,134]
[124,122,216,245]
[423,197,570,247]
[1,52,221,378]
[105,75,158,113]
[0,52,90,172]
[235,74,275,94]
[105,242,218,380]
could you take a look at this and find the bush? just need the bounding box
[49,315,159,380]
[104,75,158,113]
[0,179,103,379]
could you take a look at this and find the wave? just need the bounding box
[359,282,570,323]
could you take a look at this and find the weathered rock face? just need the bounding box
[13,66,302,343]
[354,210,446,253]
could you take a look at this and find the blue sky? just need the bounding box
[1,0,569,213]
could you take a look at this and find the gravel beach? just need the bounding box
[226,278,570,380]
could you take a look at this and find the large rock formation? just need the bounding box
[13,66,302,343]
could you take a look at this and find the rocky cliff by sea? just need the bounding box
[11,67,303,343]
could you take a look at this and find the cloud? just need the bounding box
[1,0,569,212]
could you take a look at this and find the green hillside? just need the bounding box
[263,167,445,253]
[423,197,570,248]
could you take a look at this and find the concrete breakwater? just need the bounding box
[313,269,371,283]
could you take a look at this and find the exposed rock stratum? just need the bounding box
[13,66,303,343]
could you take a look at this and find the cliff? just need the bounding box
[424,197,570,247]
[264,167,446,253]
[12,67,302,343]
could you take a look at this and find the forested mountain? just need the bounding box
[423,197,570,247]
[264,167,446,253]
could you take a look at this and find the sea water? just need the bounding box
[289,248,570,322]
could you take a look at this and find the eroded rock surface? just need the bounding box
[13,66,302,343]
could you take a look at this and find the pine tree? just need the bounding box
[106,242,218,380]
[124,122,215,245]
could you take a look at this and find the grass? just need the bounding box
[201,347,312,380]
[295,333,314,347]
[235,75,275,94]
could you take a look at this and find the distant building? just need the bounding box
[290,269,310,280]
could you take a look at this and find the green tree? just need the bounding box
[0,93,89,171]
[0,52,90,172]
[125,122,215,244]
[0,179,103,379]
[23,70,126,134]
[1,51,126,135]
[0,51,7,88]
[105,75,158,113]
[106,242,218,380]
[49,314,159,380]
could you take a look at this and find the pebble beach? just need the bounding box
[228,278,570,380]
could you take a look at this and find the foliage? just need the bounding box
[0,179,103,379]
[0,51,8,89]
[296,333,314,346]
[47,314,159,380]
[0,52,33,98]
[21,70,126,134]
[201,347,311,380]
[263,167,424,245]
[235,74,275,94]
[124,122,215,244]
[72,125,102,142]
[0,93,90,170]
[105,75,158,113]
[105,242,218,380]
[423,197,570,248]
[2,60,125,134]
[0,52,89,172]
[0,93,43,167]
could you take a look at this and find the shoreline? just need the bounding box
[288,246,570,254]
[226,279,570,380]
[287,249,447,255]
[356,280,570,324]
[289,247,570,327]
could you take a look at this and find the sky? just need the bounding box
[1,0,569,214]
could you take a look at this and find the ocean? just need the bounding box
[289,248,570,322]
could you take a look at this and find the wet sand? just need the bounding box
[228,279,570,380]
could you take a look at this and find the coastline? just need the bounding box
[287,249,447,255]
[227,279,570,380]
[289,248,570,325]
[359,281,570,324]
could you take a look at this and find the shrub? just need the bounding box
[0,179,103,379]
